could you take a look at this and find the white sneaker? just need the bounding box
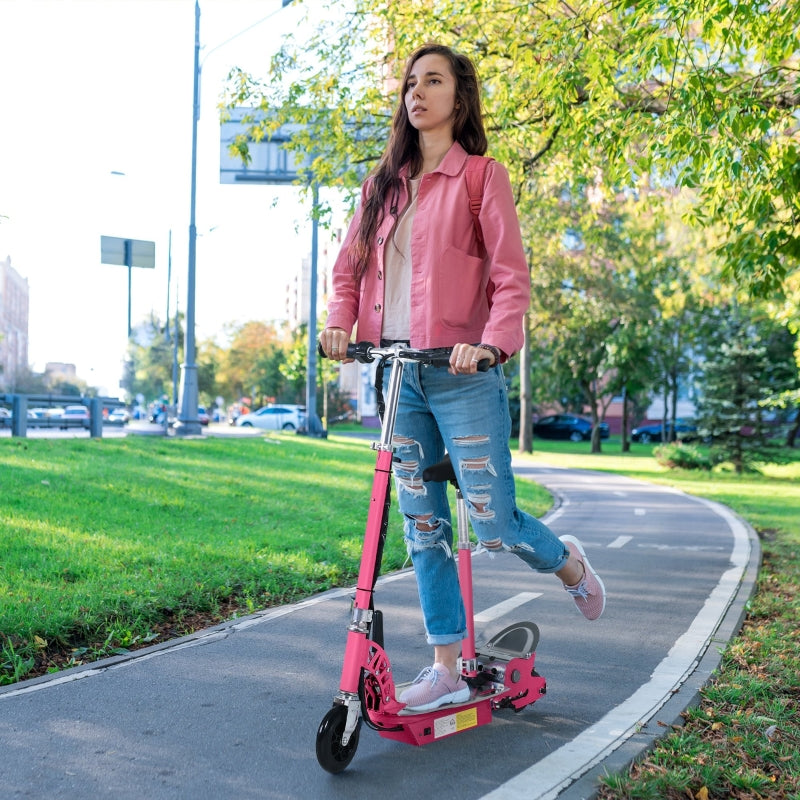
[398,663,470,711]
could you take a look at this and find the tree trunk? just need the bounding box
[586,381,602,454]
[786,403,800,448]
[669,366,679,442]
[518,315,533,453]
[621,384,630,452]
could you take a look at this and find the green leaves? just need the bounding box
[221,0,800,298]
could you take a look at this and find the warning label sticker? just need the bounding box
[433,707,478,739]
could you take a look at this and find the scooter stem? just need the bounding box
[456,490,477,674]
[338,357,405,695]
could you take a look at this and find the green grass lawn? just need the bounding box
[1,431,798,797]
[0,432,551,681]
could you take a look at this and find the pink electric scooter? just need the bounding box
[315,342,546,773]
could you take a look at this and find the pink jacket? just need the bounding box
[326,142,530,359]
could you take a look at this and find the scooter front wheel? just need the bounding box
[316,705,361,773]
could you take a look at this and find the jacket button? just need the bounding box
[374,304,382,313]
[377,236,384,245]
[377,271,383,280]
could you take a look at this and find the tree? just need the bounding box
[215,321,289,406]
[696,309,791,472]
[765,268,800,445]
[197,338,224,408]
[8,366,48,395]
[278,325,311,405]
[224,0,800,298]
[127,313,174,405]
[527,181,678,453]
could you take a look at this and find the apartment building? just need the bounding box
[0,255,29,391]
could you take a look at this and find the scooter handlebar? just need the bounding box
[318,341,490,371]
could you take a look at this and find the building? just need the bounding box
[286,229,342,330]
[44,362,79,385]
[0,255,30,391]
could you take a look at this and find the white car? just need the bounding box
[61,405,91,429]
[235,404,306,431]
[107,407,130,425]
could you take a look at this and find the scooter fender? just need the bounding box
[496,654,547,711]
[362,641,406,716]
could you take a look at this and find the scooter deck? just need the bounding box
[375,693,494,745]
[374,651,546,746]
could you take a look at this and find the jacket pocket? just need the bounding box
[437,245,489,330]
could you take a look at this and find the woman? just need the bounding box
[319,43,605,712]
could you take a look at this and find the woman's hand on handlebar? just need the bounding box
[449,343,496,375]
[319,327,353,363]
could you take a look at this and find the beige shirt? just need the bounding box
[381,177,420,340]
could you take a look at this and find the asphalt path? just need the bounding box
[0,461,758,800]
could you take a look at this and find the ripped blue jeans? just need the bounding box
[389,361,570,645]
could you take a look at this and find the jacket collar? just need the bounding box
[399,141,469,179]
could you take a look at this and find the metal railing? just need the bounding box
[0,394,124,438]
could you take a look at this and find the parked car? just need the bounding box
[197,406,210,426]
[533,414,610,442]
[61,405,91,429]
[235,404,306,431]
[106,407,130,425]
[27,408,52,427]
[631,420,698,444]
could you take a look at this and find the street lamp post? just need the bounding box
[176,0,295,437]
[175,0,202,436]
[305,182,322,435]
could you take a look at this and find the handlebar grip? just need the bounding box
[317,341,375,363]
[427,356,490,371]
[349,342,375,362]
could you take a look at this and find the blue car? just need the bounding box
[631,420,698,444]
[533,414,610,442]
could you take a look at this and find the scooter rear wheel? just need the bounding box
[316,704,361,773]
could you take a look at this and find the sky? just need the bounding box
[0,0,343,396]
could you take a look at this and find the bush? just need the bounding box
[654,442,712,471]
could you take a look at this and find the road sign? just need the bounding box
[100,236,156,336]
[100,236,156,268]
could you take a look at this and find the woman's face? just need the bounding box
[404,52,458,136]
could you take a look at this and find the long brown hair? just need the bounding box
[349,43,488,281]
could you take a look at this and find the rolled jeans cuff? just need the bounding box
[425,630,467,646]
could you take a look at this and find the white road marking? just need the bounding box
[607,536,632,548]
[473,593,543,625]
[638,544,728,552]
[479,495,752,800]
